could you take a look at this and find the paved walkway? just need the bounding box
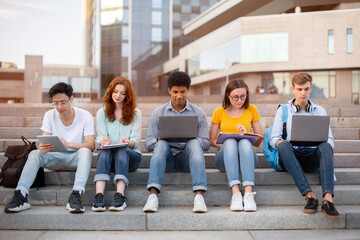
[1,230,360,240]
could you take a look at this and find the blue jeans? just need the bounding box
[147,139,207,192]
[278,141,334,197]
[17,148,93,194]
[94,147,141,187]
[214,139,258,188]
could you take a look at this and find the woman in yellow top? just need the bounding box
[209,80,263,212]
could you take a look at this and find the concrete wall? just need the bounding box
[24,56,43,103]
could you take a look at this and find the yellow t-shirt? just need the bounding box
[211,104,261,133]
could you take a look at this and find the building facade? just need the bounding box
[0,56,99,104]
[99,0,221,96]
[163,0,360,105]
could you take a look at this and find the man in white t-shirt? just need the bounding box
[4,82,95,214]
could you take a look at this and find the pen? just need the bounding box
[97,130,113,144]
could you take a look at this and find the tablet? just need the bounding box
[37,135,69,152]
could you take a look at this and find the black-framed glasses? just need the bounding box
[52,100,69,107]
[229,94,247,101]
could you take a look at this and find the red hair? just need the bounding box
[103,76,137,125]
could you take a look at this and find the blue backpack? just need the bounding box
[263,104,288,171]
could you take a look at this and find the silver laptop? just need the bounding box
[290,115,330,146]
[159,116,198,142]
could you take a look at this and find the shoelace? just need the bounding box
[323,200,335,210]
[9,191,24,205]
[113,193,126,203]
[69,192,82,204]
[95,193,103,203]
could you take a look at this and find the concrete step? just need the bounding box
[2,152,360,169]
[1,185,359,207]
[1,103,360,117]
[2,116,360,129]
[29,168,360,186]
[1,138,359,153]
[1,205,358,230]
[2,229,360,240]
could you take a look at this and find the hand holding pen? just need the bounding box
[97,130,113,146]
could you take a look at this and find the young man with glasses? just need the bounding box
[4,82,95,214]
[143,71,210,213]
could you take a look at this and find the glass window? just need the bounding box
[347,28,353,53]
[152,27,162,42]
[101,0,124,9]
[181,5,191,13]
[122,43,128,57]
[101,9,124,26]
[352,70,360,104]
[42,76,69,91]
[173,12,181,22]
[152,0,162,8]
[240,33,288,63]
[152,11,162,25]
[122,26,128,40]
[309,71,336,99]
[328,29,334,54]
[273,72,290,94]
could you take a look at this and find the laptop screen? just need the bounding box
[290,115,330,146]
[159,116,198,142]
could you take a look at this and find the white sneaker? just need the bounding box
[243,192,257,212]
[143,194,159,212]
[193,193,207,213]
[230,192,244,211]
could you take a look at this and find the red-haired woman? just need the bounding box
[92,76,142,212]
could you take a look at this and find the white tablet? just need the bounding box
[37,135,69,152]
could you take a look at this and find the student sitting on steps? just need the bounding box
[92,76,142,212]
[4,82,95,214]
[270,72,340,220]
[143,71,210,213]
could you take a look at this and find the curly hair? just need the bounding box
[167,71,191,89]
[103,76,137,125]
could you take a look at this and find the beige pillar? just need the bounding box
[24,55,43,103]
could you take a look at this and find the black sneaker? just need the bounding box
[109,192,127,211]
[321,200,340,220]
[4,190,31,213]
[66,190,84,213]
[92,193,106,212]
[303,197,318,214]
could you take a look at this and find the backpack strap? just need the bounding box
[280,104,288,140]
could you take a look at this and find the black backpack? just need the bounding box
[0,136,45,189]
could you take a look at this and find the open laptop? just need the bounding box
[290,115,330,146]
[159,116,198,142]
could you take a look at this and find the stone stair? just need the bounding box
[0,103,360,231]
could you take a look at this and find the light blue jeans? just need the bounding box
[16,148,93,195]
[214,139,258,188]
[147,139,207,193]
[94,147,141,187]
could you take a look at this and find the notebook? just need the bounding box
[159,116,198,142]
[290,115,330,146]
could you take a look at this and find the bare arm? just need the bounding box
[61,135,95,152]
[209,123,222,148]
[251,120,264,136]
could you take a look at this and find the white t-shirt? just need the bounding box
[41,107,94,147]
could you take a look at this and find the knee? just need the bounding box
[223,139,237,150]
[318,142,333,153]
[154,140,170,152]
[238,139,252,149]
[278,141,292,152]
[186,139,203,155]
[77,148,92,160]
[28,150,42,161]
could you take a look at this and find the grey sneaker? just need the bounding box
[193,193,207,213]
